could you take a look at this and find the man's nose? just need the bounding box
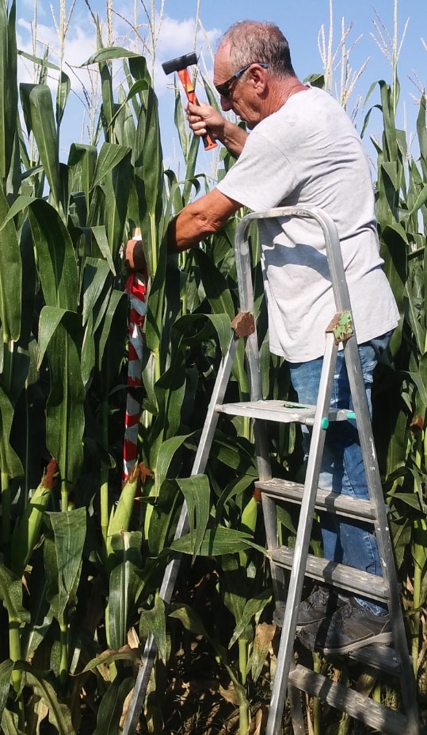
[220,96,233,112]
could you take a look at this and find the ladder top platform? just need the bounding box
[216,399,355,425]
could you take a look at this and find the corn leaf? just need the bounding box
[47,508,86,618]
[182,137,202,205]
[0,0,18,185]
[22,569,54,660]
[81,257,111,326]
[15,662,76,735]
[38,307,85,491]
[20,84,61,207]
[153,352,186,445]
[82,48,141,66]
[97,288,127,392]
[68,143,97,216]
[108,531,143,649]
[92,677,134,735]
[56,70,70,127]
[1,707,22,734]
[139,597,167,662]
[103,148,132,258]
[0,194,34,232]
[169,602,209,638]
[81,312,95,388]
[91,226,116,274]
[91,142,131,190]
[194,249,235,319]
[417,94,427,180]
[229,591,271,648]
[146,478,181,556]
[0,183,21,341]
[250,621,275,683]
[0,383,23,477]
[29,199,78,310]
[175,475,211,561]
[174,81,190,159]
[0,564,29,622]
[17,49,59,71]
[171,526,267,556]
[83,648,140,672]
[0,659,13,722]
[133,83,164,279]
[154,433,193,494]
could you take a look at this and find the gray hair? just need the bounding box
[219,21,296,78]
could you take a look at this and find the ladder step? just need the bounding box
[257,478,380,522]
[289,664,408,734]
[215,399,355,425]
[348,645,402,675]
[270,546,389,601]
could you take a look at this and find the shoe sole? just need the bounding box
[322,630,393,655]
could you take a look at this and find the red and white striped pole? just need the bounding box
[123,229,147,482]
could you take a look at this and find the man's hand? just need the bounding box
[186,101,225,141]
[186,101,248,159]
[124,239,146,271]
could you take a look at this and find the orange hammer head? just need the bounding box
[161,51,217,151]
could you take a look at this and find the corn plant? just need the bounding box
[0,1,279,728]
[362,80,427,694]
[0,5,168,730]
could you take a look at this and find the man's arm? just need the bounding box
[168,188,242,253]
[186,101,248,159]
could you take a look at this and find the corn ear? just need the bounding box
[11,460,57,576]
[106,464,140,560]
[241,493,259,535]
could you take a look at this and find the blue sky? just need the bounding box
[15,0,427,172]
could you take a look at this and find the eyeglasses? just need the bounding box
[215,62,269,98]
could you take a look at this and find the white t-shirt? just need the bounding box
[217,86,399,362]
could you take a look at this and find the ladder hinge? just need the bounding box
[326,311,354,344]
[231,311,255,338]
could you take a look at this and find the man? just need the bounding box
[132,20,400,653]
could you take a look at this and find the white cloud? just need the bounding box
[16,6,220,92]
[17,16,97,83]
[15,4,222,153]
[112,12,221,95]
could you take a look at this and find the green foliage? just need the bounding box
[0,3,426,733]
[0,9,276,730]
[365,81,427,685]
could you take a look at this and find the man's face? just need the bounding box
[213,43,262,130]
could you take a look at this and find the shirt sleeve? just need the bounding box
[216,128,297,212]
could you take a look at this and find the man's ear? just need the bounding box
[249,64,268,92]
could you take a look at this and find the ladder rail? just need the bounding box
[267,333,338,735]
[343,333,420,734]
[233,219,287,606]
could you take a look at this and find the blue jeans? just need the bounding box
[288,332,392,615]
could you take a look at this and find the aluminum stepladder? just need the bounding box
[123,205,421,735]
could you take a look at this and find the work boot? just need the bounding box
[297,585,348,628]
[297,597,392,655]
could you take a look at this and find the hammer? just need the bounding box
[162,52,217,151]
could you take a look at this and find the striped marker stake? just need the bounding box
[123,229,147,482]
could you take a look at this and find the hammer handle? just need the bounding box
[177,69,217,151]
